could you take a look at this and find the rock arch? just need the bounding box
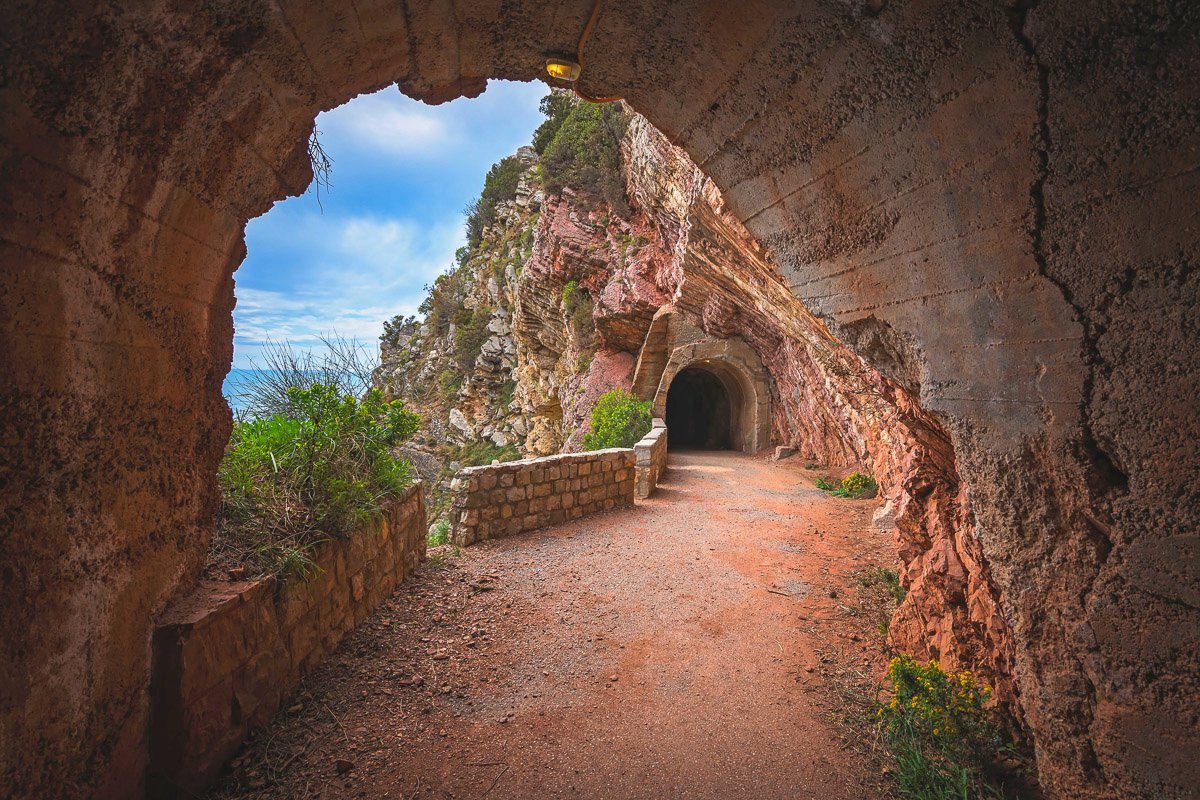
[1,3,1196,798]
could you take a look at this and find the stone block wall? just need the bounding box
[147,484,426,796]
[634,420,668,498]
[450,449,636,545]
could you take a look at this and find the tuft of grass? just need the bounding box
[271,546,324,583]
[428,519,450,547]
[859,566,907,604]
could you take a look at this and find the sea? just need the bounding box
[222,368,270,416]
[223,369,369,417]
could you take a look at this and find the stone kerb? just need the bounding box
[634,419,668,498]
[148,483,426,797]
[449,449,637,545]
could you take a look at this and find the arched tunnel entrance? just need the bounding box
[650,336,771,455]
[665,366,732,449]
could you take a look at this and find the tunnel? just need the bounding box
[665,367,732,450]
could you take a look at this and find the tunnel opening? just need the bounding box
[665,367,733,450]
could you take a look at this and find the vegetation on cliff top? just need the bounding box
[464,155,523,248]
[583,389,652,450]
[538,92,629,214]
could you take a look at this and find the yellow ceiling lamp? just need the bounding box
[544,0,622,103]
[544,57,582,82]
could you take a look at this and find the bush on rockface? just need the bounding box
[214,383,420,579]
[561,279,595,334]
[453,305,493,370]
[878,655,1018,800]
[540,95,629,214]
[464,155,523,248]
[583,389,652,450]
[420,268,469,334]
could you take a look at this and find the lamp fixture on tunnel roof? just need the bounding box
[544,0,623,103]
[545,57,582,82]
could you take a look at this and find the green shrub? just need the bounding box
[420,269,469,333]
[878,655,1012,800]
[464,155,523,247]
[817,470,878,498]
[216,383,420,578]
[437,369,462,399]
[428,518,451,547]
[540,96,629,214]
[583,389,652,450]
[453,306,492,370]
[562,279,580,310]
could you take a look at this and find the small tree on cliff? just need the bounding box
[583,389,652,450]
[464,155,524,247]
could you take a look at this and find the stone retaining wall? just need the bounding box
[634,420,668,498]
[450,449,636,545]
[148,484,426,796]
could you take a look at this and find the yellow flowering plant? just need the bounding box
[878,654,1011,799]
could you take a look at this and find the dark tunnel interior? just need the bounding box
[665,367,732,450]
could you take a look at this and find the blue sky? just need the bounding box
[231,80,547,369]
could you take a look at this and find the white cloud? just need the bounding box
[319,89,454,158]
[232,212,464,368]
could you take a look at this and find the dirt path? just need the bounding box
[212,451,898,799]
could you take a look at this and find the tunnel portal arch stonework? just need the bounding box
[643,327,771,454]
[1,2,1198,798]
